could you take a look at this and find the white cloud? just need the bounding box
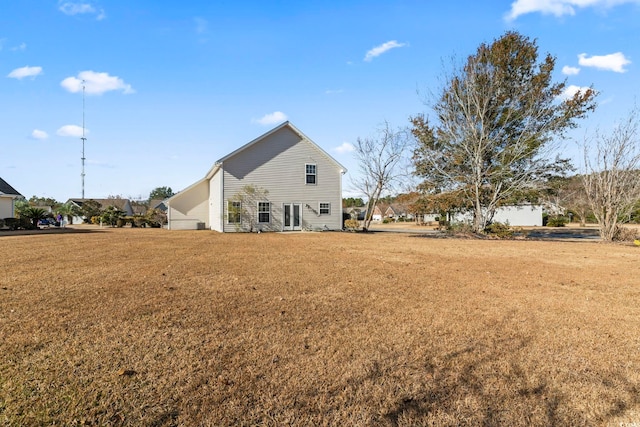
[325,89,344,95]
[333,142,355,154]
[578,52,631,73]
[61,70,134,95]
[364,40,407,62]
[253,111,288,125]
[505,0,640,21]
[7,66,43,79]
[59,2,105,20]
[562,65,581,75]
[194,17,208,34]
[57,125,88,137]
[31,129,49,140]
[559,84,591,100]
[10,42,26,51]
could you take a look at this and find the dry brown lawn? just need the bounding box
[1,227,639,426]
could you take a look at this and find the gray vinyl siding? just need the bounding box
[0,198,15,218]
[221,126,343,232]
[209,171,223,231]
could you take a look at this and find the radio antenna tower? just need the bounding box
[81,80,87,199]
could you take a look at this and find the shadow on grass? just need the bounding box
[377,335,638,426]
[0,227,103,237]
[404,227,601,241]
[327,315,639,426]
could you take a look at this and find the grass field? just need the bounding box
[1,227,640,426]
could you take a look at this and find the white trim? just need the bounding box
[282,202,303,231]
[227,200,241,224]
[305,163,317,185]
[257,201,271,224]
[319,202,330,215]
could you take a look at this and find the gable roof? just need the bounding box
[0,177,22,197]
[149,199,168,211]
[67,198,133,213]
[204,121,347,179]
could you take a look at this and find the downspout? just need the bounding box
[220,162,224,232]
[339,169,345,230]
[167,200,171,230]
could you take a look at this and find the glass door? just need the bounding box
[283,203,302,231]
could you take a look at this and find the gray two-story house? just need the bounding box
[167,122,346,232]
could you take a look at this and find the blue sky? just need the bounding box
[1,0,639,202]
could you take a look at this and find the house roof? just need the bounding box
[204,121,347,180]
[0,177,22,197]
[149,199,167,211]
[67,198,132,212]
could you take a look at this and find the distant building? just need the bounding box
[66,198,134,224]
[0,177,23,219]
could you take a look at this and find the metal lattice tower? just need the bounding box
[81,81,87,199]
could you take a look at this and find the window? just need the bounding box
[228,201,241,224]
[319,202,330,215]
[258,202,270,223]
[306,163,316,185]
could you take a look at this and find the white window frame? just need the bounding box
[257,201,271,224]
[305,163,317,185]
[319,202,330,215]
[227,200,241,224]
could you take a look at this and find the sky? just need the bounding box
[1,0,639,202]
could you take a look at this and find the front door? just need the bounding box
[283,203,302,231]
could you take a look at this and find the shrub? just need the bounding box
[546,215,569,227]
[2,218,16,230]
[2,217,33,230]
[443,221,474,235]
[484,221,516,238]
[438,219,450,229]
[613,226,639,242]
[344,219,360,231]
[133,216,148,228]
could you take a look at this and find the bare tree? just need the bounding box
[582,107,640,241]
[353,122,411,231]
[548,175,591,226]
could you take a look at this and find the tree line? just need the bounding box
[5,186,174,230]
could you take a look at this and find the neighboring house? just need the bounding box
[167,121,347,232]
[33,205,53,214]
[0,177,23,219]
[425,204,543,227]
[149,199,168,212]
[371,205,384,222]
[384,205,397,220]
[131,202,148,216]
[371,203,412,222]
[343,206,367,221]
[491,204,543,226]
[67,198,135,224]
[129,199,168,217]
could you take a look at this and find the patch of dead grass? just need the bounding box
[1,228,640,426]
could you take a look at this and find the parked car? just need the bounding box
[38,218,59,228]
